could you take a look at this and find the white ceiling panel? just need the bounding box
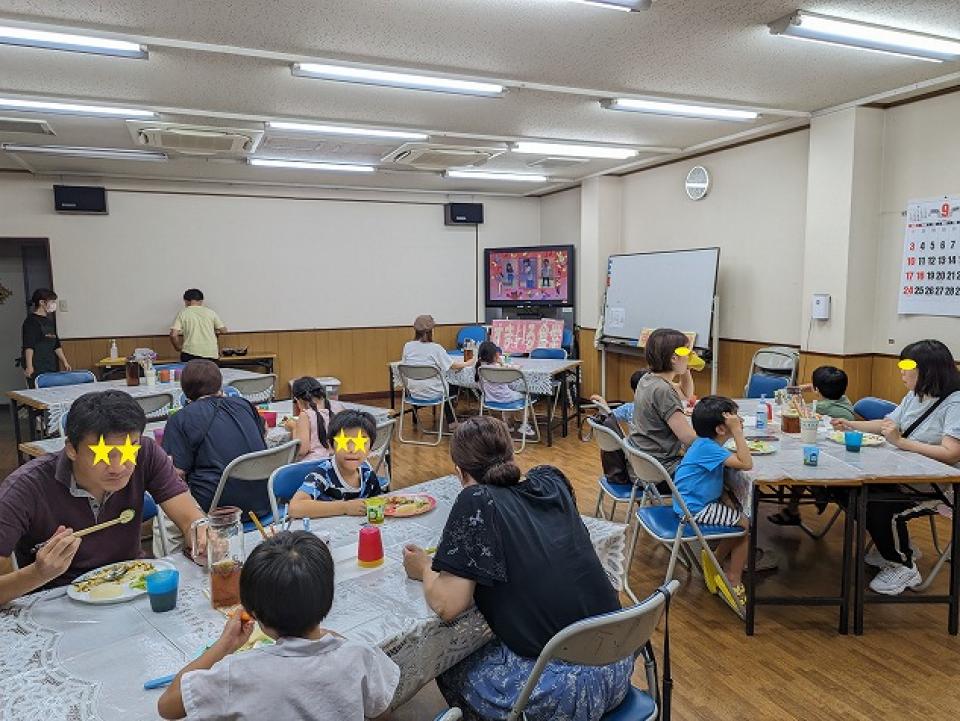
[0,0,958,193]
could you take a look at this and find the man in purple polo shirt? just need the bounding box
[0,390,206,605]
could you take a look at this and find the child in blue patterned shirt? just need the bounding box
[289,410,387,518]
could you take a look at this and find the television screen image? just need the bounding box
[485,245,574,306]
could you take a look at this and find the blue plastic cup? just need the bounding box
[844,430,863,453]
[803,445,819,466]
[145,569,179,612]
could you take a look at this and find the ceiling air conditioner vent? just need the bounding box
[127,121,264,156]
[527,156,590,170]
[382,143,504,170]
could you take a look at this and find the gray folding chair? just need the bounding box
[622,440,745,615]
[502,580,679,721]
[396,364,455,446]
[477,366,540,453]
[368,417,397,484]
[226,374,277,403]
[134,391,175,420]
[209,440,300,525]
[589,417,641,522]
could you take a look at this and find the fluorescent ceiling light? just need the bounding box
[568,0,651,11]
[292,63,504,97]
[0,97,155,118]
[604,98,758,122]
[445,170,548,182]
[0,24,146,58]
[512,141,637,160]
[1,144,167,161]
[267,121,428,141]
[769,10,960,62]
[248,158,375,173]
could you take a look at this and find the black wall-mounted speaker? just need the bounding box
[444,202,483,225]
[54,185,108,214]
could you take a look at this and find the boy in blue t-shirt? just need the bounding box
[673,396,753,610]
[289,410,388,519]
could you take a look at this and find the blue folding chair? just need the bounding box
[143,491,169,556]
[529,347,568,360]
[267,460,323,522]
[35,370,96,388]
[561,327,574,355]
[622,440,745,614]
[456,325,486,349]
[223,385,242,398]
[478,366,539,453]
[744,373,788,399]
[853,397,897,421]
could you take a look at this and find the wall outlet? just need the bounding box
[888,338,896,345]
[58,299,68,312]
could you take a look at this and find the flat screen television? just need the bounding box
[485,245,575,307]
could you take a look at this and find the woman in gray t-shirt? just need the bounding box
[833,339,960,597]
[628,328,697,476]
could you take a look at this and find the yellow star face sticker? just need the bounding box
[117,435,141,465]
[88,436,113,466]
[333,429,369,453]
[898,359,918,371]
[674,347,691,357]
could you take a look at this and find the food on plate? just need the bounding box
[89,583,124,600]
[72,560,155,593]
[384,494,435,517]
[829,431,885,446]
[725,439,776,455]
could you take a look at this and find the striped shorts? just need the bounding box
[694,501,742,527]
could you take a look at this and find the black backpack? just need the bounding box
[594,411,631,486]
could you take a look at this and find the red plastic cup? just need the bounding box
[357,525,384,568]
[258,410,278,428]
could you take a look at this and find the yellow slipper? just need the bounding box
[715,574,744,614]
[701,550,719,594]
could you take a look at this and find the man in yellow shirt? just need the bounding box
[170,289,226,361]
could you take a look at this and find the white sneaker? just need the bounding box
[518,422,536,438]
[864,544,921,569]
[869,563,922,595]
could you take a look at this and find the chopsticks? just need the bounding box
[248,511,270,541]
[31,508,136,553]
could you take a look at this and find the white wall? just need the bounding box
[619,130,810,344]
[875,91,960,355]
[0,176,540,337]
[540,188,581,249]
[0,243,27,395]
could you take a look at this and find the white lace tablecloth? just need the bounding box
[0,476,625,721]
[390,357,580,397]
[11,370,273,436]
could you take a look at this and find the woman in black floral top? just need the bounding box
[402,416,631,721]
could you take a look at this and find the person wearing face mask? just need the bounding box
[21,288,72,388]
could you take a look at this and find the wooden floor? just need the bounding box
[4,402,959,719]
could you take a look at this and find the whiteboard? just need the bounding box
[48,191,483,336]
[601,248,719,348]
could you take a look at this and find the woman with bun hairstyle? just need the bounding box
[402,416,630,721]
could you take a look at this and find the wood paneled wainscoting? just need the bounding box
[576,328,907,405]
[60,324,462,400]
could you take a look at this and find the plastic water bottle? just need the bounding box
[756,395,768,431]
[109,339,118,359]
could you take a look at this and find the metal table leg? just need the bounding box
[949,484,960,635]
[838,486,856,635]
[854,483,868,635]
[746,485,760,636]
[11,399,25,465]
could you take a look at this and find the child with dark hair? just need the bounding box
[801,366,855,420]
[289,410,387,518]
[674,395,753,612]
[590,369,648,427]
[476,341,535,437]
[158,531,399,720]
[284,377,346,461]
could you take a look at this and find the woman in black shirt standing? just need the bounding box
[403,416,631,721]
[21,289,72,387]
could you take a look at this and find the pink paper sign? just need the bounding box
[490,319,565,355]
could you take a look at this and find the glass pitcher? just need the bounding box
[191,506,244,608]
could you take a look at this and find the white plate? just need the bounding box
[68,558,176,605]
[725,439,778,456]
